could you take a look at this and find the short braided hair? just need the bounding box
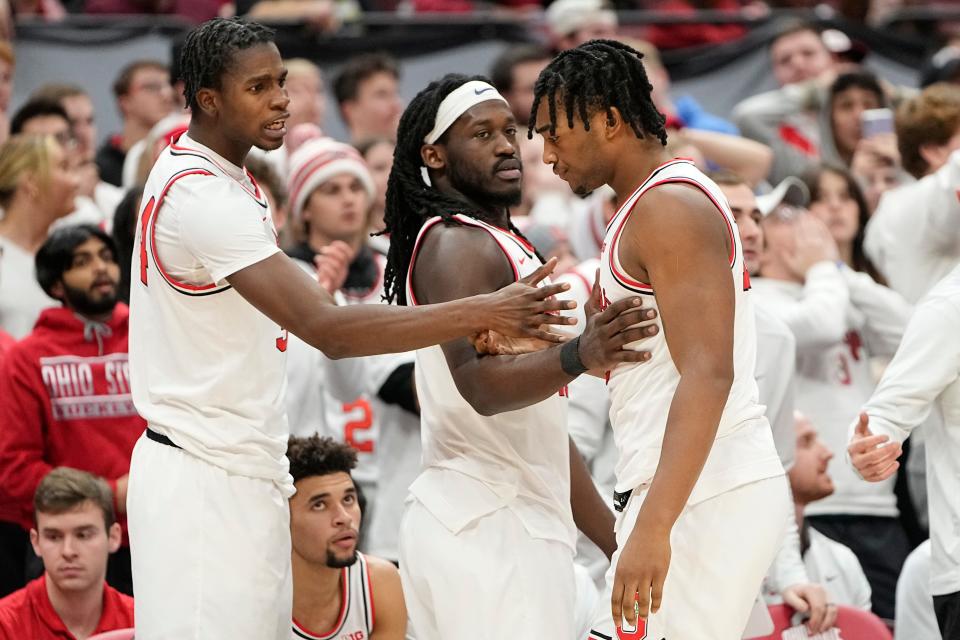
[381,73,541,306]
[528,39,667,146]
[179,17,275,112]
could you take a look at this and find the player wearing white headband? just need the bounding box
[381,74,660,640]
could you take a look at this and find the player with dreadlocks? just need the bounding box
[530,40,788,640]
[381,72,660,639]
[127,19,575,640]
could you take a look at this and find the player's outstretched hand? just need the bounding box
[782,583,837,634]
[481,257,577,342]
[847,412,901,482]
[578,271,658,370]
[611,527,670,632]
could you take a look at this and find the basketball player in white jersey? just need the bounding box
[287,434,406,640]
[380,73,660,640]
[127,19,576,640]
[531,40,787,639]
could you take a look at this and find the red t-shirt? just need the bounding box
[0,575,134,639]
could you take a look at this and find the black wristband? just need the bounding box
[560,336,588,377]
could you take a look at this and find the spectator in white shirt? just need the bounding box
[786,412,872,612]
[714,173,840,633]
[753,196,911,622]
[865,84,960,303]
[0,135,78,338]
[895,541,942,640]
[848,262,960,639]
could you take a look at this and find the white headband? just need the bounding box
[423,81,508,144]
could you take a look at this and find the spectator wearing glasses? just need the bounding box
[96,61,175,187]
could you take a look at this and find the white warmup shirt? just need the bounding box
[406,213,577,551]
[765,528,872,611]
[865,148,960,303]
[598,159,783,502]
[755,305,798,470]
[752,264,910,517]
[895,541,942,640]
[130,133,294,493]
[853,264,960,596]
[0,237,55,339]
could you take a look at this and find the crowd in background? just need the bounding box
[0,0,959,638]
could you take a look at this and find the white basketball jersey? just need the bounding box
[292,552,375,640]
[130,134,293,492]
[598,159,783,502]
[405,214,576,549]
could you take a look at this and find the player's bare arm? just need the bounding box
[226,250,574,359]
[413,224,657,415]
[366,556,407,640]
[569,438,617,558]
[610,184,736,628]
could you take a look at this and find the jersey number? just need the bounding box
[343,399,374,453]
[138,197,157,285]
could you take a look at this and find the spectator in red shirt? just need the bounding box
[0,468,134,640]
[0,225,145,596]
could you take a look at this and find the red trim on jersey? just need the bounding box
[245,168,264,200]
[406,217,446,306]
[148,169,224,293]
[607,201,654,294]
[605,158,692,235]
[168,136,267,205]
[451,215,521,281]
[407,216,520,305]
[292,568,349,640]
[657,176,736,265]
[608,175,736,293]
[491,222,537,257]
[365,559,376,631]
[138,196,156,285]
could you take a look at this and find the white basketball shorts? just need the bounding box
[127,433,293,640]
[587,475,789,640]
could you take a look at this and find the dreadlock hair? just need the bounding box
[528,39,668,147]
[381,73,543,306]
[179,17,275,113]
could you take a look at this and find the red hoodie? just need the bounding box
[0,305,145,536]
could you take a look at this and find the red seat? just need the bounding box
[750,604,892,640]
[87,629,135,640]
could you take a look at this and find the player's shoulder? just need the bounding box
[362,553,400,579]
[418,217,505,263]
[362,554,403,605]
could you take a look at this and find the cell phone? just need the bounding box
[861,108,894,138]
